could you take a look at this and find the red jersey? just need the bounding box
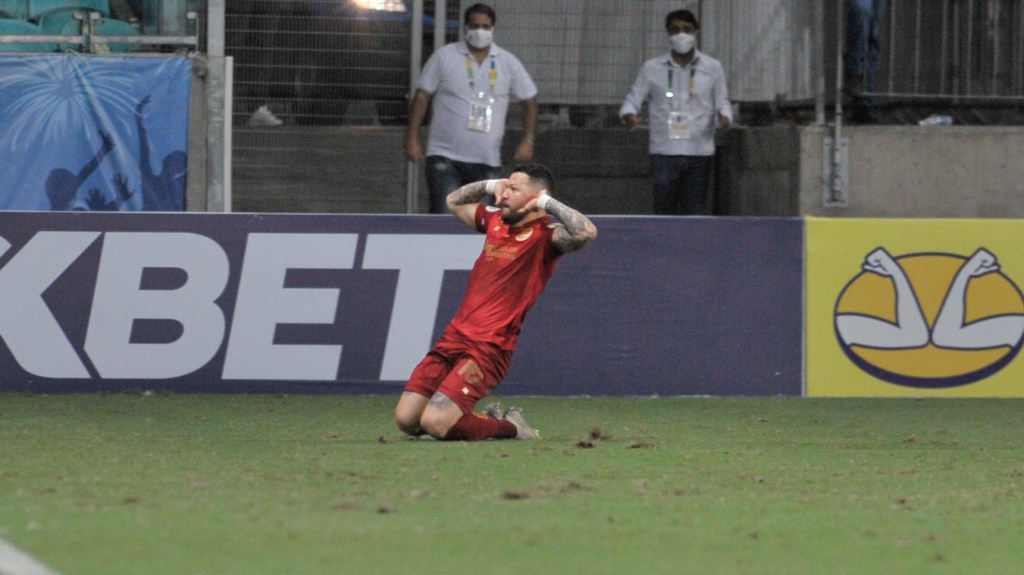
[444,204,563,350]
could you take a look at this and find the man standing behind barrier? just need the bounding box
[394,163,597,441]
[844,0,888,121]
[405,3,539,214]
[619,9,732,215]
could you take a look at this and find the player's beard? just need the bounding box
[499,206,525,225]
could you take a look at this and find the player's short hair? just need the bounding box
[464,3,496,26]
[511,162,554,194]
[665,9,699,31]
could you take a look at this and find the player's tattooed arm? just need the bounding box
[544,197,598,253]
[448,180,502,229]
[448,180,493,207]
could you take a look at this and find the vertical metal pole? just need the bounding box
[966,0,973,96]
[223,56,233,213]
[991,0,1000,96]
[406,0,424,214]
[205,0,227,212]
[953,0,960,97]
[914,0,922,93]
[824,0,849,208]
[835,0,844,132]
[435,0,446,51]
[814,0,826,125]
[885,0,895,96]
[879,0,889,95]
[940,0,949,94]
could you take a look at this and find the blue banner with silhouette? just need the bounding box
[0,54,190,211]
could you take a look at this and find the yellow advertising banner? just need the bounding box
[806,217,1024,397]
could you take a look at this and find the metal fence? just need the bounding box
[226,0,458,127]
[872,0,1024,102]
[223,0,1024,214]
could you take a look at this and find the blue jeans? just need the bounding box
[424,156,499,214]
[650,154,714,215]
[844,0,888,93]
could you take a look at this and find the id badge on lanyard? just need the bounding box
[668,111,694,140]
[666,64,697,140]
[468,92,495,132]
[467,57,497,133]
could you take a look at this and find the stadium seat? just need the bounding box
[53,14,137,52]
[27,0,107,20]
[31,0,110,49]
[36,6,84,33]
[89,16,139,52]
[0,18,56,51]
[0,0,28,20]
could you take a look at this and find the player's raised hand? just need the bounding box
[519,190,549,214]
[490,178,511,198]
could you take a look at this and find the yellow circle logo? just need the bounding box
[834,248,1024,388]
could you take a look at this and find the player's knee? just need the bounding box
[419,408,455,439]
[394,404,423,436]
[395,416,421,436]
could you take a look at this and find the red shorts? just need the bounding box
[403,335,512,414]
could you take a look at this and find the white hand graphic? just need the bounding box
[931,248,1024,349]
[836,248,929,349]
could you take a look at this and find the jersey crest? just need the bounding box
[515,228,534,241]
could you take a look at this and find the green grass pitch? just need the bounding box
[1,393,1023,574]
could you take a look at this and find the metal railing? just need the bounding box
[863,0,1024,102]
[0,9,200,52]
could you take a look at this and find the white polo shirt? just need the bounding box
[418,41,538,167]
[619,50,732,156]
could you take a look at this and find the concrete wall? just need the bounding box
[232,127,412,214]
[511,128,653,215]
[714,127,801,216]
[797,126,1024,218]
[227,125,1024,218]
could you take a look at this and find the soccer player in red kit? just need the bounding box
[394,163,598,441]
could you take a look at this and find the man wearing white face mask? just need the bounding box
[406,3,539,214]
[619,9,732,215]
